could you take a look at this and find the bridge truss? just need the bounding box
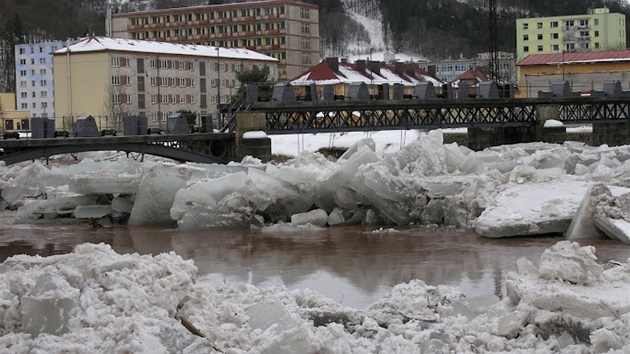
[252,97,630,134]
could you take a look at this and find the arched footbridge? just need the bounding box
[0,133,235,166]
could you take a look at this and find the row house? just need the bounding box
[107,0,320,82]
[289,57,443,99]
[52,36,277,131]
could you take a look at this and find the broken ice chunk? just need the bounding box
[291,209,328,228]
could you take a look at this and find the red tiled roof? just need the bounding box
[290,60,346,81]
[517,49,630,66]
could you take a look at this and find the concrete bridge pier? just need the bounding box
[467,126,537,151]
[535,104,567,144]
[234,112,272,162]
[592,122,630,146]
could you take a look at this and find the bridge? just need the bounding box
[0,133,235,166]
[1,95,629,166]
[249,96,630,133]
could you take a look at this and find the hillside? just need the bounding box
[1,0,630,92]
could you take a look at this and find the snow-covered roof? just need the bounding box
[53,36,278,63]
[290,58,443,87]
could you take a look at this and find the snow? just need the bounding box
[3,128,630,351]
[0,241,628,353]
[55,36,277,63]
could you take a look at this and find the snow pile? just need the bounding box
[4,131,630,241]
[0,241,628,352]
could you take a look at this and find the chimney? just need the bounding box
[326,57,339,71]
[395,62,405,75]
[369,60,380,75]
[356,59,366,73]
[340,58,348,64]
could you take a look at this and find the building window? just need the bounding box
[150,77,157,86]
[537,22,542,29]
[300,38,310,49]
[112,94,120,104]
[301,53,311,64]
[523,46,529,52]
[552,33,559,39]
[20,70,26,76]
[20,92,27,98]
[300,8,310,19]
[594,19,599,26]
[41,91,47,98]
[150,59,156,68]
[522,23,528,30]
[40,80,47,86]
[523,35,529,41]
[161,94,168,104]
[537,45,543,52]
[161,77,168,86]
[126,94,132,104]
[125,76,131,85]
[21,103,27,109]
[552,44,559,51]
[112,76,121,85]
[112,57,120,67]
[189,61,194,71]
[300,23,310,35]
[151,94,157,104]
[160,59,167,69]
[40,69,46,75]
[537,34,543,40]
[551,21,558,28]
[595,31,599,37]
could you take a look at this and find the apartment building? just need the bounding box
[418,52,515,83]
[516,8,626,61]
[15,40,80,118]
[107,0,319,81]
[52,36,277,131]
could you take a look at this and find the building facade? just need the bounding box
[0,93,30,132]
[418,52,515,83]
[107,0,319,82]
[516,8,626,61]
[516,49,630,98]
[15,40,79,118]
[52,36,277,131]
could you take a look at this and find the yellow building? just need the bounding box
[516,49,630,97]
[52,36,277,132]
[0,93,30,132]
[516,8,626,62]
[107,0,320,81]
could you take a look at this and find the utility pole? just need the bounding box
[488,0,500,82]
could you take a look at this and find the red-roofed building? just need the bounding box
[516,50,630,97]
[289,57,443,99]
[450,67,491,97]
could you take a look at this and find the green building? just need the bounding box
[516,8,626,61]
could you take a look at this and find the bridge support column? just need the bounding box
[234,112,272,162]
[592,122,630,146]
[467,127,536,151]
[535,104,566,144]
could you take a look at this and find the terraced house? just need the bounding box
[106,0,320,82]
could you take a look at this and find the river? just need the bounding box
[1,210,629,309]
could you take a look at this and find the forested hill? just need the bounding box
[1,0,629,91]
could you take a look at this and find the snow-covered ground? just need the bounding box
[1,125,630,352]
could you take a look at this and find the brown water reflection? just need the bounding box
[2,212,629,308]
